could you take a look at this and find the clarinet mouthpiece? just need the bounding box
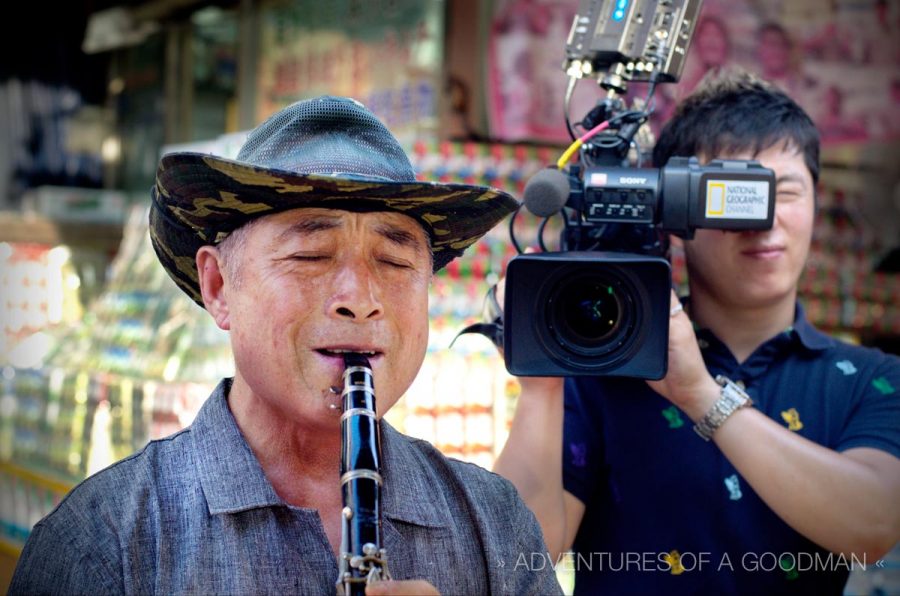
[343,353,371,369]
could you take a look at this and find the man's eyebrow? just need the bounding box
[275,216,341,242]
[374,223,427,252]
[776,172,808,188]
[274,216,426,252]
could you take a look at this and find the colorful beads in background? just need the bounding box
[391,140,569,466]
[411,139,559,195]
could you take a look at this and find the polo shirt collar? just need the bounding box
[688,299,833,354]
[191,379,448,527]
[789,302,833,351]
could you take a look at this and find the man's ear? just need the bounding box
[196,246,230,330]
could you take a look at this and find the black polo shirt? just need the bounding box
[563,303,900,595]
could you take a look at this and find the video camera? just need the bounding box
[499,0,777,379]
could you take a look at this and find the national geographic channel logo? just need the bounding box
[705,180,769,219]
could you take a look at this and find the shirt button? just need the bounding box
[698,339,710,349]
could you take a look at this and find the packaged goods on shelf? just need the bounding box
[0,242,86,369]
[0,205,234,551]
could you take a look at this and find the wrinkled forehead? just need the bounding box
[270,206,427,237]
[239,207,433,261]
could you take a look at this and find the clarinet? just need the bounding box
[336,353,391,596]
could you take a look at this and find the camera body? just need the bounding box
[572,157,776,240]
[505,158,775,379]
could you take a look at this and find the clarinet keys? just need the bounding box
[337,354,391,595]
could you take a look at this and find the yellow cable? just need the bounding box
[557,139,583,169]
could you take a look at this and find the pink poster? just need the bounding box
[486,0,900,146]
[486,0,586,143]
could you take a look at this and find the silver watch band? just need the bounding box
[693,375,753,441]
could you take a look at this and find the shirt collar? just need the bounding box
[191,379,448,527]
[789,302,834,351]
[685,298,833,353]
[191,378,284,514]
[379,422,450,528]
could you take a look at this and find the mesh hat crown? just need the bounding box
[150,96,518,307]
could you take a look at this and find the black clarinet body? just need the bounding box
[336,353,391,595]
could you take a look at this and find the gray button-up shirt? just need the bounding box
[11,379,561,595]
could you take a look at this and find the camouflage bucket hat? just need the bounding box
[150,95,519,307]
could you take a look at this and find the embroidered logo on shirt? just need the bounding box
[835,360,857,375]
[664,550,685,575]
[780,554,799,580]
[662,406,684,429]
[724,474,742,500]
[780,408,804,431]
[569,442,587,467]
[872,377,895,395]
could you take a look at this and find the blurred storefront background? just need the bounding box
[0,1,898,593]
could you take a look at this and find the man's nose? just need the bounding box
[328,259,384,321]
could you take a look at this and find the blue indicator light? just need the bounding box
[613,9,625,20]
[612,0,628,21]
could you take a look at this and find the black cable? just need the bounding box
[538,216,552,252]
[508,205,524,255]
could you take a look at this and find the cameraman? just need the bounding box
[494,70,900,594]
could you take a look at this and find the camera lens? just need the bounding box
[504,253,670,378]
[542,269,639,361]
[554,280,621,344]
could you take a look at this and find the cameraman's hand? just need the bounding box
[646,290,721,421]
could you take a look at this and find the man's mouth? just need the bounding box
[315,348,383,364]
[316,348,379,356]
[741,245,784,259]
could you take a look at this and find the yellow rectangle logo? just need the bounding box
[707,182,726,216]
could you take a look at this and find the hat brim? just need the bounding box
[150,152,519,307]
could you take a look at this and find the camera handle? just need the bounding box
[450,284,504,351]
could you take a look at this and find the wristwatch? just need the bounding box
[693,375,753,441]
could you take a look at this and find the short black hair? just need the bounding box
[653,69,820,184]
